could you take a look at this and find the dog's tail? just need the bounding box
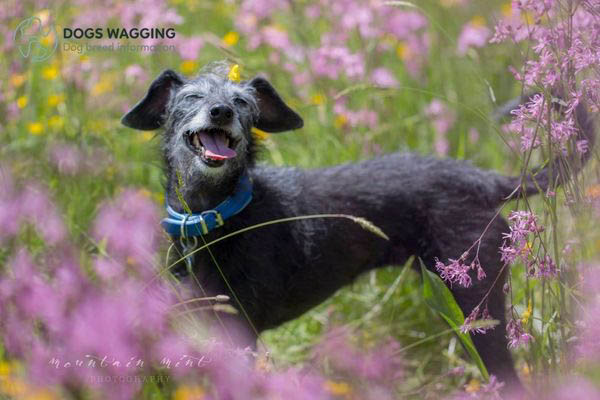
[496,93,596,200]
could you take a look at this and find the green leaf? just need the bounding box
[419,259,489,380]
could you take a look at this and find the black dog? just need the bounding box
[122,63,595,387]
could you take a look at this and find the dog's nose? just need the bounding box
[209,104,234,125]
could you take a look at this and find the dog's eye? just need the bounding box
[186,94,204,101]
[234,97,247,106]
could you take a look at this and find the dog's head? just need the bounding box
[121,63,303,209]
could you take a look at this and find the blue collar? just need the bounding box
[161,174,253,237]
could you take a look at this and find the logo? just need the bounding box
[14,16,58,62]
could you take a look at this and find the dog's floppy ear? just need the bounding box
[121,69,184,130]
[247,77,303,133]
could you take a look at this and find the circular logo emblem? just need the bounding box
[14,16,58,62]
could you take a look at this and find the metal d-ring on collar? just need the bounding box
[179,234,198,274]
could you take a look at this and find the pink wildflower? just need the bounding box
[457,21,491,55]
[425,99,456,136]
[48,143,84,175]
[435,253,488,289]
[371,67,398,88]
[313,328,404,384]
[506,318,533,348]
[124,64,149,83]
[176,36,204,60]
[536,255,558,278]
[92,190,160,268]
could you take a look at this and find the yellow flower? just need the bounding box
[17,96,28,109]
[172,385,205,400]
[252,127,269,140]
[465,378,481,393]
[48,115,64,130]
[334,114,348,129]
[28,122,44,135]
[152,192,165,205]
[396,42,411,61]
[521,364,531,377]
[91,75,114,96]
[501,2,513,17]
[323,380,352,396]
[138,189,152,198]
[521,241,532,255]
[47,93,65,107]
[23,388,58,400]
[40,31,56,47]
[228,64,241,83]
[180,60,198,76]
[42,65,59,80]
[311,93,326,106]
[521,299,532,324]
[522,11,535,25]
[223,31,240,47]
[10,74,26,87]
[0,377,27,397]
[470,15,486,27]
[0,361,15,376]
[586,184,600,199]
[138,131,155,142]
[88,119,107,132]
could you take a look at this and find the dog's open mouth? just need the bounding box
[186,128,237,167]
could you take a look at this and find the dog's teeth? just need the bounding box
[192,134,200,149]
[226,138,230,147]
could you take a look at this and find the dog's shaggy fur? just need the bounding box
[122,64,595,388]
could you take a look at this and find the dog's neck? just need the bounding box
[165,168,243,213]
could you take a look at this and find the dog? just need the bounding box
[121,62,595,388]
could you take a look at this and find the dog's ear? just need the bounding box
[121,69,184,130]
[247,77,303,133]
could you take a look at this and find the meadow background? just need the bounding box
[1,0,600,399]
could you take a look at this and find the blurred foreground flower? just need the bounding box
[0,175,414,399]
[0,170,65,245]
[371,67,398,88]
[457,16,490,55]
[313,328,403,389]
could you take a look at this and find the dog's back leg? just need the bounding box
[423,211,523,389]
[451,273,519,385]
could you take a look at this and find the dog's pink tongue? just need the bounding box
[198,132,237,160]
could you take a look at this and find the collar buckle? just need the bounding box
[201,209,224,228]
